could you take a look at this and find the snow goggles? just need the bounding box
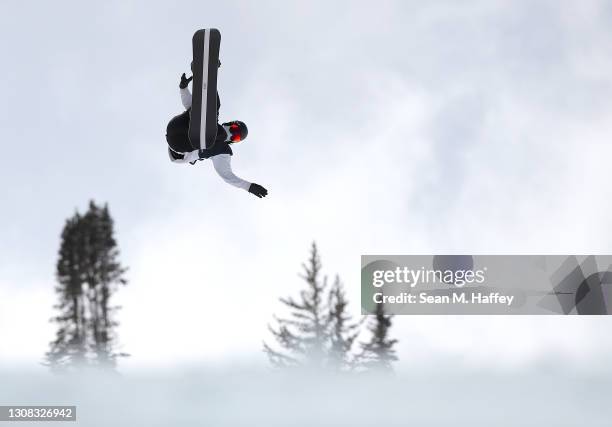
[229,124,242,142]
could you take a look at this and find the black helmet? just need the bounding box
[223,121,248,143]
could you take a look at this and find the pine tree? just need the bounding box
[46,214,88,368]
[327,276,361,370]
[45,201,127,371]
[359,302,398,372]
[264,242,359,370]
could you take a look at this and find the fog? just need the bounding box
[2,366,609,426]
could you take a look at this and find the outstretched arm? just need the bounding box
[211,154,251,190]
[178,73,219,114]
[181,88,192,109]
[179,73,192,109]
[181,87,191,110]
[211,154,268,198]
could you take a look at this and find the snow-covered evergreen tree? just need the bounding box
[327,276,361,370]
[45,201,127,371]
[358,302,398,371]
[264,243,360,370]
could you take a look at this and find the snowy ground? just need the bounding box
[1,367,609,426]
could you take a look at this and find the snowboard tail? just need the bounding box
[189,28,221,150]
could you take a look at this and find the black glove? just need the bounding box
[248,183,268,198]
[179,73,193,89]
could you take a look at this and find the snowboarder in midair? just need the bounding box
[165,71,268,198]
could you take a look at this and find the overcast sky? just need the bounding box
[2,0,612,372]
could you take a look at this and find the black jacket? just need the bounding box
[166,92,232,157]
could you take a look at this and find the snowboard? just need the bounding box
[188,28,221,150]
